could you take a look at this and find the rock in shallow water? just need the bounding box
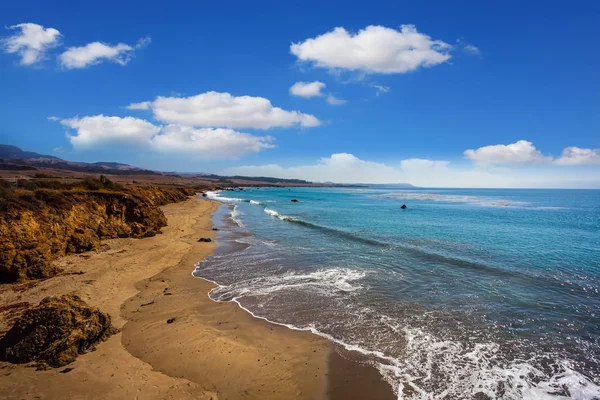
[0,294,118,368]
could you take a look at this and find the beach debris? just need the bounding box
[212,227,219,231]
[166,317,176,324]
[0,294,117,368]
[291,199,299,202]
[198,238,212,242]
[401,204,407,209]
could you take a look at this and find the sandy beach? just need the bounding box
[0,196,394,400]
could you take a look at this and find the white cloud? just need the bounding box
[221,153,488,186]
[58,42,132,69]
[555,147,600,165]
[289,81,325,98]
[400,158,450,169]
[152,125,274,158]
[135,36,151,49]
[55,115,274,158]
[326,94,347,105]
[463,44,480,55]
[222,152,600,188]
[290,25,451,74]
[224,153,469,185]
[225,153,403,183]
[2,23,62,65]
[126,101,151,110]
[464,140,552,165]
[372,84,391,96]
[60,115,161,149]
[58,37,149,69]
[130,91,321,129]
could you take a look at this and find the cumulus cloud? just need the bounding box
[463,44,480,55]
[290,25,451,74]
[225,153,403,183]
[289,81,325,98]
[60,115,161,149]
[400,158,450,169]
[2,23,62,65]
[464,140,552,165]
[59,42,133,69]
[152,125,274,158]
[372,85,391,96]
[326,94,347,105]
[58,37,150,69]
[223,152,600,188]
[555,147,600,165]
[221,153,498,186]
[135,36,152,49]
[129,91,321,129]
[55,115,274,158]
[126,101,151,110]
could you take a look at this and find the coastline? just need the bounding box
[0,195,394,399]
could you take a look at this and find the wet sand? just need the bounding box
[0,196,394,399]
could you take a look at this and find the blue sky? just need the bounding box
[1,0,599,187]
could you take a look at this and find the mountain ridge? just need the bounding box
[0,145,158,175]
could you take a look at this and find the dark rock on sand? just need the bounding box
[401,204,407,209]
[197,238,212,242]
[166,318,176,324]
[0,294,117,368]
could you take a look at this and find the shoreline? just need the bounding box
[0,196,394,399]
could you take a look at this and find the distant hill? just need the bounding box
[194,173,312,185]
[0,145,158,175]
[0,145,61,161]
[0,145,415,188]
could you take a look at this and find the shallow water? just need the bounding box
[194,187,600,399]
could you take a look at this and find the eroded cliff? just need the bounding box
[0,180,196,282]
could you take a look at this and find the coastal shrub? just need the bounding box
[34,180,70,190]
[73,178,105,191]
[34,190,75,210]
[16,179,37,191]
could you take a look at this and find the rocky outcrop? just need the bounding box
[0,184,196,282]
[0,294,117,368]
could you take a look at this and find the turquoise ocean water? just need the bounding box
[194,187,600,399]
